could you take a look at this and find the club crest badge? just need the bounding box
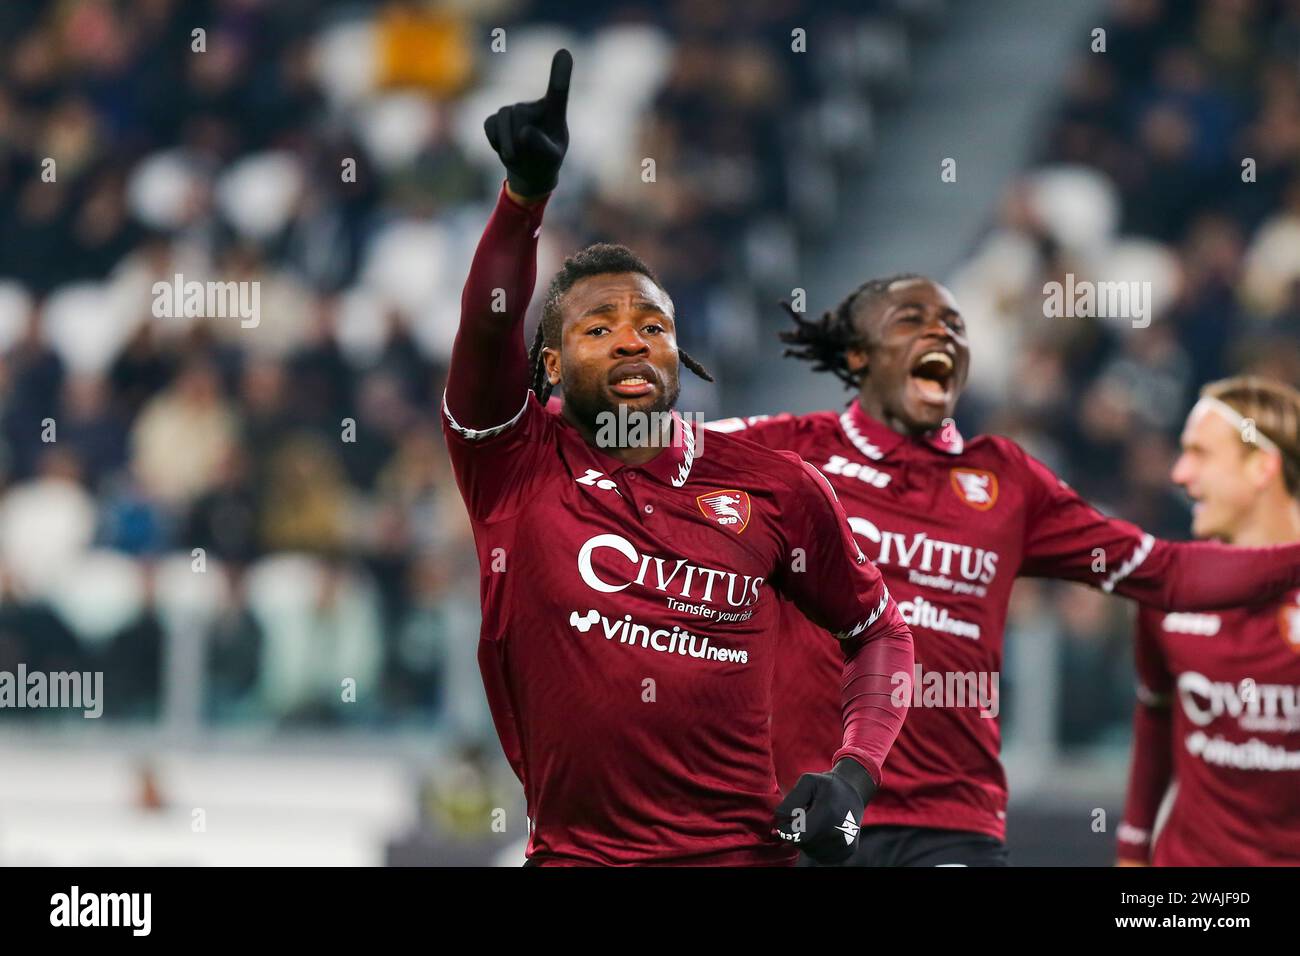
[1279,602,1300,654]
[950,468,998,510]
[696,489,752,534]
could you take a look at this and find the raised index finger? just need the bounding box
[543,48,572,118]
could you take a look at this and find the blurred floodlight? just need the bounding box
[477,25,580,89]
[47,550,146,649]
[356,93,436,170]
[1026,165,1120,256]
[43,282,134,373]
[215,151,305,241]
[1097,238,1183,323]
[0,478,96,599]
[126,149,206,231]
[335,285,390,367]
[311,19,379,106]
[1242,214,1300,316]
[360,219,447,320]
[585,25,672,100]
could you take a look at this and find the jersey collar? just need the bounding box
[840,398,964,460]
[636,410,696,486]
[563,408,697,487]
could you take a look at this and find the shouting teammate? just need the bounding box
[1117,377,1300,866]
[708,275,1300,866]
[444,50,914,866]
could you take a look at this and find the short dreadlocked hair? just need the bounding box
[778,273,927,388]
[527,242,714,403]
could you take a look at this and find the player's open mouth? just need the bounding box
[908,350,955,406]
[609,363,657,398]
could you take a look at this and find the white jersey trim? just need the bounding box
[834,588,892,641]
[1101,533,1155,594]
[442,390,529,441]
[670,419,696,488]
[1151,780,1177,856]
[838,410,886,461]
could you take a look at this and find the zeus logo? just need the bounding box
[576,533,765,608]
[847,516,999,585]
[821,454,890,488]
[575,469,621,496]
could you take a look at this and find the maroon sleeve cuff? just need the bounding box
[833,610,912,791]
[497,179,551,225]
[830,750,883,789]
[1115,823,1154,863]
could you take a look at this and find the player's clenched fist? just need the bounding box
[484,48,571,199]
[772,758,876,864]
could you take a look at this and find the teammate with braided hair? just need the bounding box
[708,274,1300,865]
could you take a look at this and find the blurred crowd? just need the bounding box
[0,0,927,732]
[1,0,1296,760]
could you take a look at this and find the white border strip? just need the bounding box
[442,390,529,441]
[839,409,885,461]
[1100,533,1155,594]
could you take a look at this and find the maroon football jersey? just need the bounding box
[711,401,1300,841]
[1118,597,1300,865]
[441,185,912,866]
[443,398,909,865]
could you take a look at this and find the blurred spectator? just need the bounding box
[259,435,349,555]
[129,358,237,507]
[0,447,95,598]
[58,373,128,492]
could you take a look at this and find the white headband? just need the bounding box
[1191,395,1281,455]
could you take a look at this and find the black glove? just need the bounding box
[772,757,877,864]
[484,48,571,199]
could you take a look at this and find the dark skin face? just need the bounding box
[542,272,682,466]
[847,278,970,435]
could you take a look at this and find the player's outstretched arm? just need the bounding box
[445,49,571,433]
[770,458,914,864]
[1122,536,1300,611]
[1019,448,1300,610]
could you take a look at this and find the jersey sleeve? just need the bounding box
[1017,445,1300,609]
[1117,607,1174,864]
[442,393,554,522]
[771,456,914,785]
[445,182,547,433]
[442,183,555,522]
